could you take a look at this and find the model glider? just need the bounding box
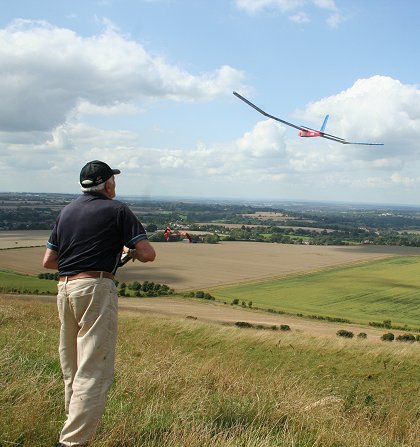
[233,91,384,146]
[164,226,192,243]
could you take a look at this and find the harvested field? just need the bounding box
[2,239,420,291]
[0,230,50,249]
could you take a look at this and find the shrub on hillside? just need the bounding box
[280,325,291,331]
[38,272,59,280]
[119,280,174,297]
[357,332,367,339]
[369,319,393,329]
[336,329,354,338]
[381,332,395,342]
[193,291,215,300]
[396,333,416,343]
[235,321,254,329]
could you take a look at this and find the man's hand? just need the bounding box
[120,241,155,266]
[119,247,136,266]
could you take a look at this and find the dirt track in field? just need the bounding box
[2,240,420,291]
[1,294,395,343]
[118,296,396,342]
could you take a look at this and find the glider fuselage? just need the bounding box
[298,130,321,138]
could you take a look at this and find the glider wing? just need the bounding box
[233,91,304,131]
[320,134,384,145]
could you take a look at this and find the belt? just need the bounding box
[59,271,114,282]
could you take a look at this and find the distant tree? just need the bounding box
[145,223,158,232]
[132,281,141,291]
[203,233,220,244]
[148,232,167,242]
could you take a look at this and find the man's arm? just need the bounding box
[130,239,156,263]
[43,248,59,270]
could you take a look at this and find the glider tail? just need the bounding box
[320,114,329,133]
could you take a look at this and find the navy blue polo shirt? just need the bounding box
[47,192,148,276]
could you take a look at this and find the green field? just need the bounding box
[0,270,57,294]
[1,297,419,447]
[209,256,420,329]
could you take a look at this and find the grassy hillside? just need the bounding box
[209,256,420,328]
[1,296,419,447]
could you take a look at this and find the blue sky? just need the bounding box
[1,0,420,204]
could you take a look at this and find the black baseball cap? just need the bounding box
[80,160,121,187]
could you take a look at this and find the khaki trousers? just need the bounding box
[57,276,118,446]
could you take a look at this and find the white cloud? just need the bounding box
[76,100,140,116]
[299,76,420,158]
[351,176,388,189]
[236,120,287,158]
[289,12,310,24]
[390,172,417,187]
[0,19,245,133]
[235,0,305,14]
[235,0,343,26]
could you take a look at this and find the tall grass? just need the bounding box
[1,296,419,446]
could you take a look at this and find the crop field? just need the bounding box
[0,271,56,294]
[2,239,420,290]
[0,230,50,249]
[209,256,420,328]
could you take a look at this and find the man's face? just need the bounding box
[106,176,116,199]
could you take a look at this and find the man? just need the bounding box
[43,160,156,446]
